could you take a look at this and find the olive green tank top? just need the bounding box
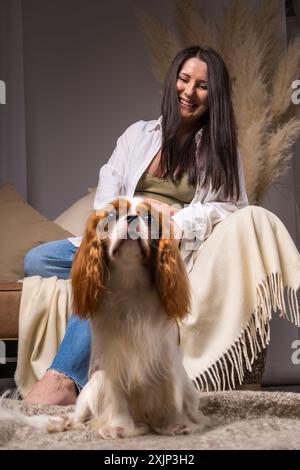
[134,171,196,207]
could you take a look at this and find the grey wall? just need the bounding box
[0,0,27,198]
[22,0,168,218]
[261,11,300,386]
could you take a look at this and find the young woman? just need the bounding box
[24,45,249,404]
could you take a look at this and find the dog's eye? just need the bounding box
[142,214,156,225]
[100,211,118,233]
[107,211,118,223]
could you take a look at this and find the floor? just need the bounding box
[1,378,300,397]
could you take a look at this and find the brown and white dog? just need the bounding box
[0,197,207,438]
[68,196,206,438]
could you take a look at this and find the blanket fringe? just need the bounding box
[194,273,300,391]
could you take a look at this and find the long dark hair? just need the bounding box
[160,45,240,199]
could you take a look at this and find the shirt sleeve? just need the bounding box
[93,121,141,210]
[171,152,249,247]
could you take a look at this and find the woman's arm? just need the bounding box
[171,152,249,247]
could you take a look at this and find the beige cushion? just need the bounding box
[0,184,73,281]
[54,187,96,237]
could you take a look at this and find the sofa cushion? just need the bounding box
[0,184,73,281]
[54,187,96,236]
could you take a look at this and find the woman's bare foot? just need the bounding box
[24,370,78,406]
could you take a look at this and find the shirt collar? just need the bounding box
[148,116,162,132]
[148,117,203,147]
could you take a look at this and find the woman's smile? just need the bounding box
[179,98,198,109]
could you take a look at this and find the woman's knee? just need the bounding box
[24,243,56,277]
[24,244,48,277]
[24,239,76,278]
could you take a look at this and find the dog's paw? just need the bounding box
[154,417,210,436]
[47,416,72,433]
[98,425,128,439]
[169,423,193,435]
[98,423,149,439]
[154,422,192,436]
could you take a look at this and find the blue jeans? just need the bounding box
[24,240,91,390]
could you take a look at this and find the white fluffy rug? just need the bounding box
[1,391,300,450]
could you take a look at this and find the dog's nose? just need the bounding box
[126,214,138,224]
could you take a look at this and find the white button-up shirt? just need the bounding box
[71,116,249,272]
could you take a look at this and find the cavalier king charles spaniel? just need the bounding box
[68,196,207,438]
[0,197,207,438]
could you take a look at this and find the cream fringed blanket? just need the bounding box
[15,206,300,396]
[15,277,72,397]
[182,206,300,390]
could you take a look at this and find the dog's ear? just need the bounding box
[156,227,191,321]
[71,213,107,318]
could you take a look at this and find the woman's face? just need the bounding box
[176,57,208,127]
